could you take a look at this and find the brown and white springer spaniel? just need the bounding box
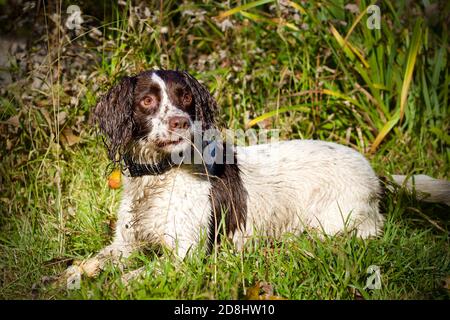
[61,70,449,285]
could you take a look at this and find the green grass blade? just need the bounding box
[370,109,400,153]
[399,20,423,121]
[217,0,275,20]
[330,24,369,68]
[247,105,311,128]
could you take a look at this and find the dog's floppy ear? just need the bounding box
[94,76,136,162]
[182,71,218,130]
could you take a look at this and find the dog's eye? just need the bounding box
[141,96,157,109]
[182,93,192,106]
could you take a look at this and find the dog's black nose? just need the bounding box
[169,116,190,130]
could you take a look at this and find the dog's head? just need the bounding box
[94,70,218,162]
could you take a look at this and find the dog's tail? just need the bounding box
[390,174,450,206]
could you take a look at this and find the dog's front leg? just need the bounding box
[78,235,134,278]
[82,197,139,277]
[164,216,210,260]
[62,198,138,282]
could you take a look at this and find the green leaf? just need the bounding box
[400,20,423,121]
[370,109,400,153]
[247,105,311,128]
[217,0,275,20]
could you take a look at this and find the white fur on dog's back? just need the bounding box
[234,140,384,245]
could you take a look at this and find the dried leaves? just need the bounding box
[245,281,287,300]
[59,127,81,147]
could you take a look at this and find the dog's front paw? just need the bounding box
[78,257,101,277]
[53,264,84,290]
[55,257,101,289]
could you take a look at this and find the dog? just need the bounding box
[62,69,449,283]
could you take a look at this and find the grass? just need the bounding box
[0,0,449,299]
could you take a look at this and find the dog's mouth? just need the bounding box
[155,137,184,148]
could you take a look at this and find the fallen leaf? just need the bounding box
[6,115,20,127]
[60,127,81,146]
[345,3,360,14]
[245,282,261,300]
[245,281,287,300]
[349,287,365,300]
[57,111,67,126]
[443,276,450,290]
[106,218,116,234]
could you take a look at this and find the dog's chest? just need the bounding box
[123,169,212,247]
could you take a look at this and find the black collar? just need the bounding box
[122,141,229,177]
[124,155,174,177]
